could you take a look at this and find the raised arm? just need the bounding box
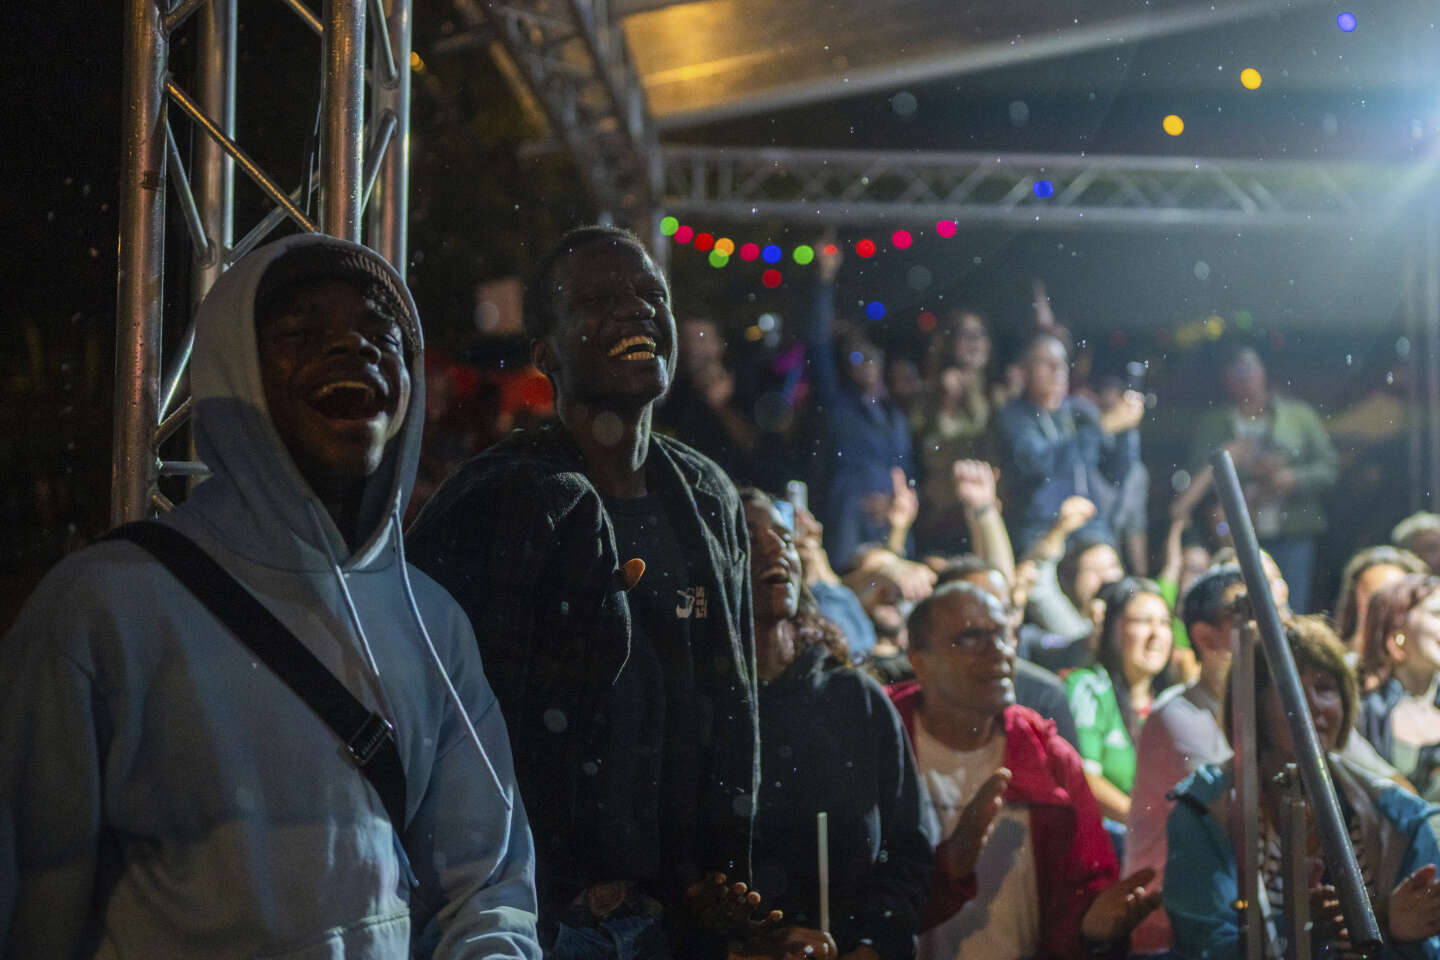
[804,239,849,411]
[954,459,1015,585]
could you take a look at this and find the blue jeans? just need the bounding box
[551,910,672,960]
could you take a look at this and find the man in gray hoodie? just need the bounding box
[0,234,540,958]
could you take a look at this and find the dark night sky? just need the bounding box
[4,0,1439,621]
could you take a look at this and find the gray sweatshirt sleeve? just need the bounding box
[1025,556,1094,642]
[0,575,108,959]
[405,609,541,960]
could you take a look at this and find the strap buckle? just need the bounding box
[347,713,396,767]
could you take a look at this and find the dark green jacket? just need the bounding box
[1187,394,1338,538]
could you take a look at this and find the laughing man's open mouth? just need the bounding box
[607,335,658,360]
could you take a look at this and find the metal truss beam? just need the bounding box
[447,0,663,252]
[114,0,413,525]
[660,145,1426,231]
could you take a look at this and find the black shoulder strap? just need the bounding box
[106,521,408,831]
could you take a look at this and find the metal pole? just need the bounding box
[367,0,411,274]
[113,0,168,527]
[1279,765,1312,960]
[1406,237,1423,513]
[1211,450,1384,954]
[192,0,235,306]
[1426,201,1440,508]
[321,0,366,240]
[1231,617,1265,960]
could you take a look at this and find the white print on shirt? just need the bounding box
[675,586,708,619]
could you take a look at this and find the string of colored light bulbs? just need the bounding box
[660,7,1360,307]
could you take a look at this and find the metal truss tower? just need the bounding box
[114,0,413,525]
[444,0,663,254]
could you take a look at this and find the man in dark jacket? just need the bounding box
[995,332,1142,555]
[407,226,761,958]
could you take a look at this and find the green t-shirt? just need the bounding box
[1065,666,1137,795]
[1156,576,1192,651]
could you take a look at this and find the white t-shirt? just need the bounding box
[913,716,1039,960]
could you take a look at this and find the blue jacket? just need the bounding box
[0,235,539,958]
[995,395,1137,553]
[1165,756,1440,959]
[806,283,914,567]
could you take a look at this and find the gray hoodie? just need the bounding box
[0,234,540,959]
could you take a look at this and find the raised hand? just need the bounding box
[1389,863,1440,942]
[816,232,843,285]
[1080,867,1162,943]
[686,873,783,942]
[1056,496,1097,535]
[937,768,1011,880]
[887,467,919,532]
[1099,389,1146,434]
[953,459,999,512]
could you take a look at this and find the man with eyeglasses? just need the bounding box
[888,582,1159,959]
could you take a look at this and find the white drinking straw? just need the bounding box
[817,811,831,934]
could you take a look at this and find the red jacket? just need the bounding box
[888,681,1120,960]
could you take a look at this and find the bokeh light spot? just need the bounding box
[823,243,839,256]
[935,220,957,238]
[1033,179,1055,198]
[1163,114,1185,136]
[917,311,938,332]
[1337,11,1356,31]
[856,238,877,258]
[761,244,783,264]
[891,230,913,249]
[714,237,735,257]
[708,250,729,268]
[660,216,679,236]
[865,301,886,320]
[761,268,783,288]
[793,244,815,265]
[739,242,760,261]
[1240,68,1263,90]
[694,232,715,252]
[674,225,694,244]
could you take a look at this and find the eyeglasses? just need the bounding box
[946,627,1015,654]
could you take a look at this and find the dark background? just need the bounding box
[4,0,1437,625]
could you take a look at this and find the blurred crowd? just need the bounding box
[392,235,1440,957]
[12,226,1440,960]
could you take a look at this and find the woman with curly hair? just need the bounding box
[739,488,935,960]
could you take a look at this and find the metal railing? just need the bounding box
[113,0,413,525]
[1213,449,1383,958]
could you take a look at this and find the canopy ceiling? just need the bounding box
[618,0,1440,131]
